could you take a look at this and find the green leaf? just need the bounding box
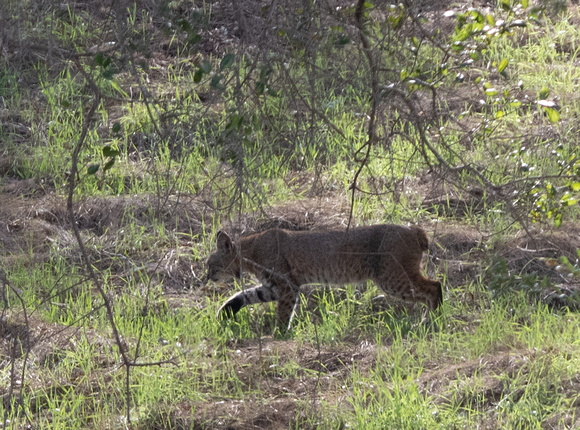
[112,122,121,133]
[178,19,191,32]
[210,74,221,89]
[567,199,577,206]
[87,164,99,175]
[472,21,484,32]
[471,10,484,23]
[95,53,104,66]
[103,158,115,172]
[103,146,120,157]
[188,33,201,45]
[497,58,509,73]
[451,41,465,53]
[571,182,580,191]
[543,107,560,123]
[391,15,404,30]
[201,61,212,74]
[220,53,235,70]
[554,212,562,228]
[455,24,473,42]
[102,67,119,80]
[496,110,504,119]
[338,35,349,45]
[259,66,272,80]
[539,86,550,100]
[194,69,203,83]
[229,115,243,129]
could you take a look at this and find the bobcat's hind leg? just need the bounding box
[372,269,443,319]
[275,285,300,333]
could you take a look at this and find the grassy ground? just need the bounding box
[1,0,580,428]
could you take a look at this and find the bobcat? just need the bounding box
[205,224,442,331]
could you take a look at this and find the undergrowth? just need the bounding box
[1,0,580,429]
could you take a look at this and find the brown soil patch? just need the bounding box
[495,224,580,276]
[429,223,486,287]
[429,221,580,304]
[0,312,117,411]
[219,194,353,237]
[420,350,531,407]
[0,180,212,289]
[182,338,377,429]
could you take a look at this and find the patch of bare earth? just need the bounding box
[0,179,212,289]
[419,349,580,429]
[2,175,580,428]
[428,218,580,309]
[167,339,376,429]
[0,313,118,422]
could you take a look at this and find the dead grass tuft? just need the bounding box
[0,313,117,415]
[420,350,531,406]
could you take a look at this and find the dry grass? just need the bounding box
[2,0,580,427]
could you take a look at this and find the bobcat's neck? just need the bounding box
[236,235,261,276]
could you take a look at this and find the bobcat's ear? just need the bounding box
[216,231,233,252]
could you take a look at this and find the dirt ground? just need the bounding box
[2,173,580,428]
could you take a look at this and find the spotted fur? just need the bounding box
[206,225,442,331]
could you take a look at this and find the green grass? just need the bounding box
[2,1,580,428]
[5,265,579,428]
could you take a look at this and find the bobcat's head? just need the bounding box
[205,231,241,282]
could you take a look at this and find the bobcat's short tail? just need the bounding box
[410,226,430,252]
[218,284,280,319]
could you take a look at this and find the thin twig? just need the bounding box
[69,58,179,425]
[348,0,379,230]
